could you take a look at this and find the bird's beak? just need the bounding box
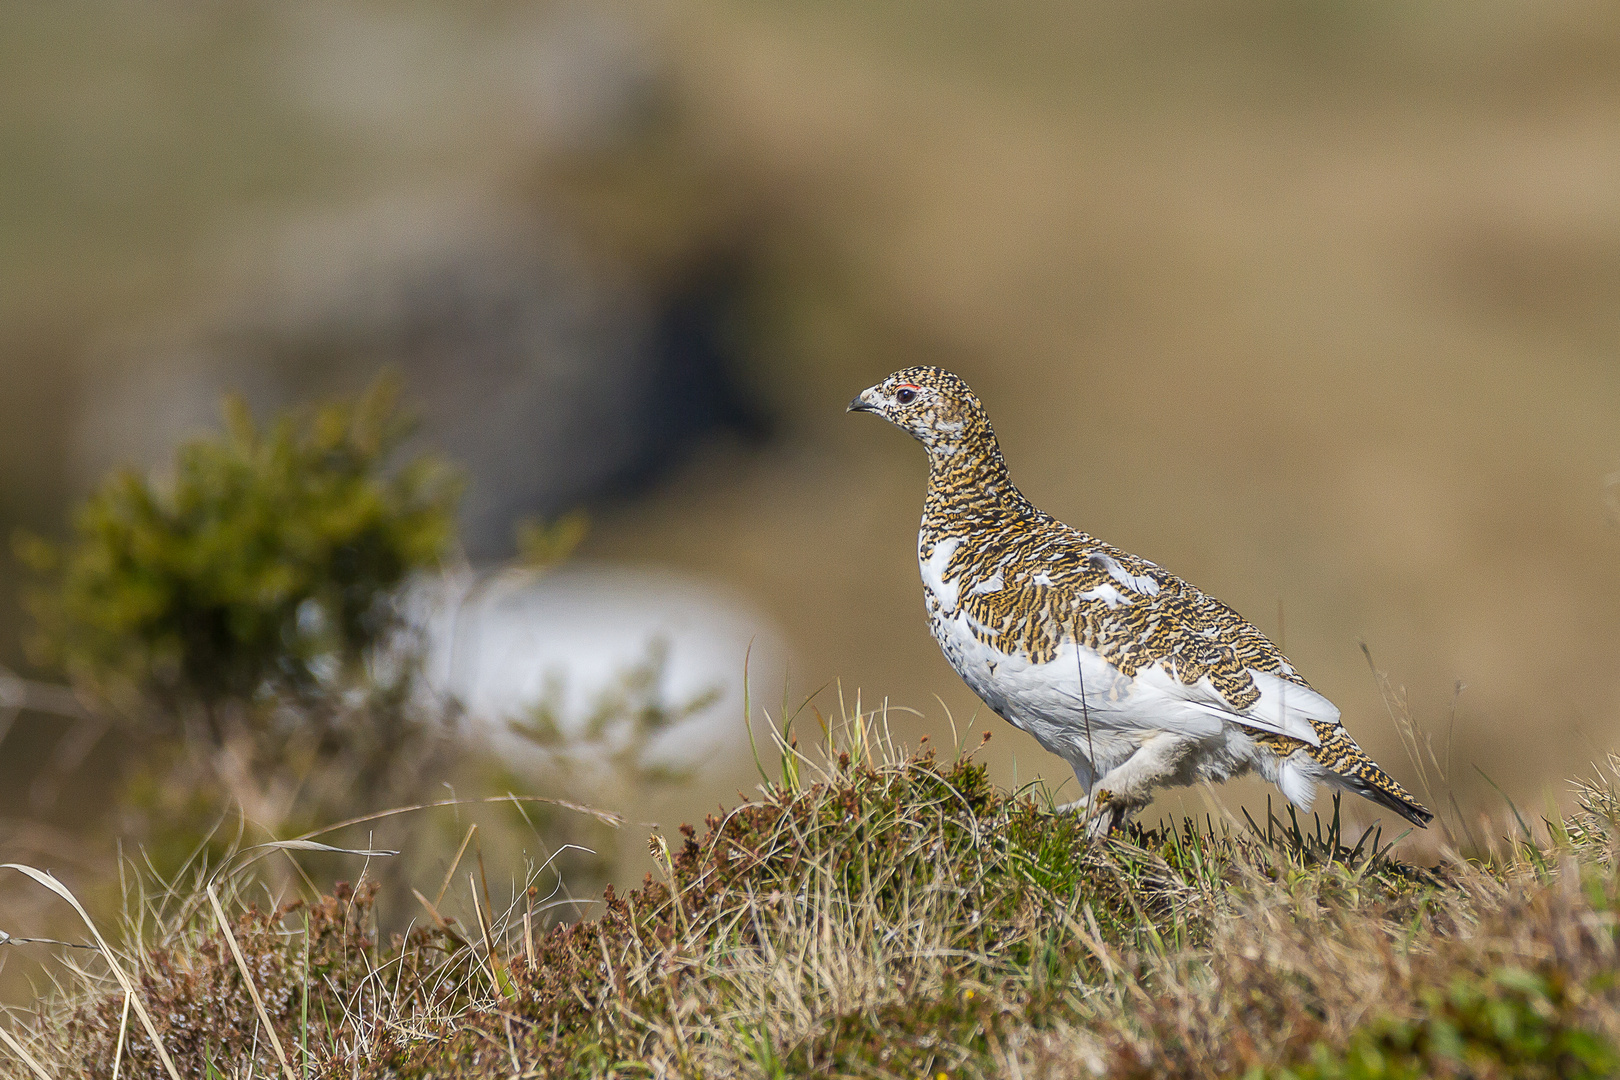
[847,388,880,414]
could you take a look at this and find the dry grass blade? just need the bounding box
[247,839,398,856]
[0,930,97,949]
[469,873,494,970]
[2,862,183,1080]
[295,794,630,839]
[436,823,477,908]
[468,872,512,1001]
[220,838,401,884]
[111,992,131,1080]
[0,667,95,721]
[205,883,298,1080]
[0,1022,52,1080]
[523,907,535,971]
[411,888,470,950]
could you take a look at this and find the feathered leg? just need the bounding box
[1072,732,1201,836]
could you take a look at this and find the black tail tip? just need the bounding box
[1372,788,1434,829]
[1336,776,1434,829]
[1398,801,1435,829]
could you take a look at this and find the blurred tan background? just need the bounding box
[2,0,1619,875]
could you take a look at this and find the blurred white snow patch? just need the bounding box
[414,564,789,776]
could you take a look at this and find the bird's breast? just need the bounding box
[919,536,963,615]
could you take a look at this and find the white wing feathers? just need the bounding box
[1072,553,1328,746]
[1173,667,1330,746]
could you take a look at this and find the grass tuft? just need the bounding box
[5,710,1620,1078]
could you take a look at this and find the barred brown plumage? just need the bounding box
[849,366,1432,834]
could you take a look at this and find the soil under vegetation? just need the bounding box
[11,733,1620,1079]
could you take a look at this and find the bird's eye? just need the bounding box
[895,387,917,405]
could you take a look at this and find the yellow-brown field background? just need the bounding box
[1,1,1618,889]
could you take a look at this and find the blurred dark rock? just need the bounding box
[75,197,767,558]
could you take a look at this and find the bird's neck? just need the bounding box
[922,430,1034,530]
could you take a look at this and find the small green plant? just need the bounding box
[512,509,590,571]
[18,377,459,718]
[507,637,721,786]
[492,638,723,903]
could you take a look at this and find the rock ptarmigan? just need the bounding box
[849,366,1432,835]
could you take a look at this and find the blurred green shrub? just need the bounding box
[18,378,459,717]
[13,377,714,912]
[13,379,463,859]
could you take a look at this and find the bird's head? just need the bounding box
[846,366,992,455]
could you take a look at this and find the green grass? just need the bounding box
[7,717,1620,1078]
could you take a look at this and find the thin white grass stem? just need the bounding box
[3,863,183,1080]
[469,872,504,994]
[206,884,298,1080]
[502,1013,520,1075]
[523,908,535,971]
[111,991,131,1080]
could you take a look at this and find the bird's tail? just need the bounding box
[1308,726,1433,829]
